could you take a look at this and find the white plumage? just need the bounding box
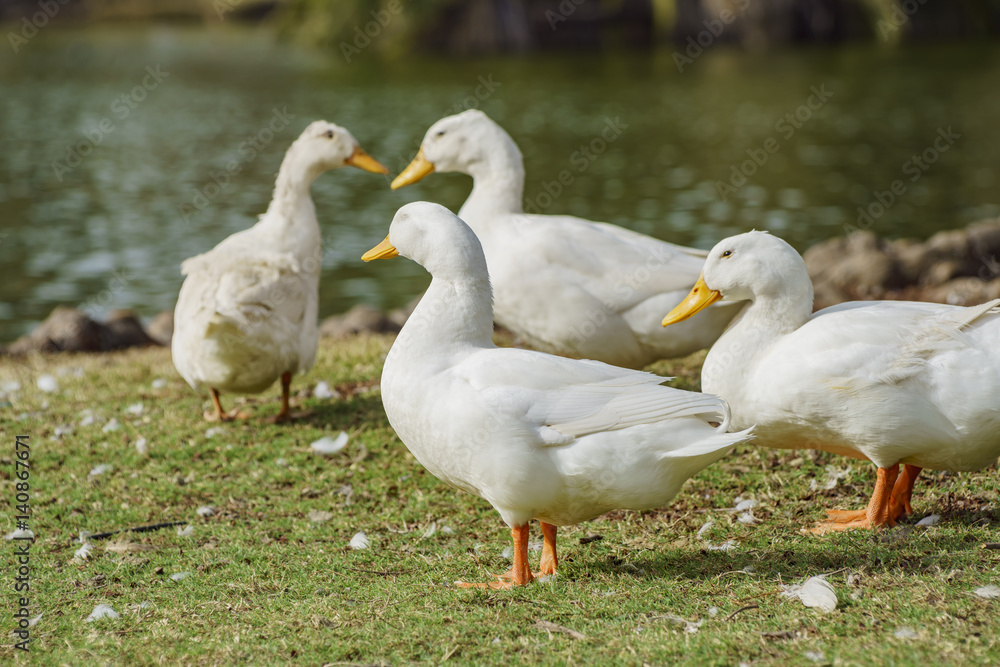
[662,230,1000,532]
[391,110,742,369]
[172,120,387,421]
[364,202,751,587]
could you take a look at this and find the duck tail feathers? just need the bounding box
[660,425,753,460]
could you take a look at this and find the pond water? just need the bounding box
[2,26,999,341]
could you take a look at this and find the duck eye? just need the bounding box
[435,130,446,138]
[326,130,334,139]
[722,250,733,258]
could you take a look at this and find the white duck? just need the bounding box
[662,231,1000,532]
[363,202,751,587]
[173,120,387,422]
[390,110,742,369]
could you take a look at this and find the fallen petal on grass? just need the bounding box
[308,510,335,523]
[916,514,941,526]
[170,571,193,581]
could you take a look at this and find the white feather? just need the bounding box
[781,576,838,613]
[349,532,370,550]
[311,432,349,455]
[86,604,119,622]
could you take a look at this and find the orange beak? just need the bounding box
[391,147,435,190]
[662,274,722,326]
[362,235,399,262]
[345,146,389,174]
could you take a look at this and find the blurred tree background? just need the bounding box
[4,0,1000,341]
[3,0,999,53]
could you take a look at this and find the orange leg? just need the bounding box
[457,524,534,589]
[810,464,900,534]
[205,388,231,422]
[265,372,293,424]
[204,388,250,422]
[537,522,558,576]
[205,387,234,422]
[889,464,921,517]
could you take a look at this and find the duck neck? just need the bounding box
[259,144,323,258]
[458,142,525,229]
[392,273,495,362]
[738,290,814,336]
[267,144,323,226]
[703,289,813,401]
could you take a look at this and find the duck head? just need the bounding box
[362,202,488,282]
[290,120,388,176]
[391,110,519,189]
[662,231,812,326]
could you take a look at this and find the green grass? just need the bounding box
[1,336,999,665]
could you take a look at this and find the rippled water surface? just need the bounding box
[3,27,999,341]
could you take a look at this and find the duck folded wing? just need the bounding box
[179,250,308,332]
[591,220,710,259]
[875,299,1000,385]
[793,299,1000,390]
[213,263,308,329]
[180,246,302,278]
[457,348,731,444]
[524,215,709,312]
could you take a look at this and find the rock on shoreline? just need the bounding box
[5,308,158,356]
[805,218,1000,310]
